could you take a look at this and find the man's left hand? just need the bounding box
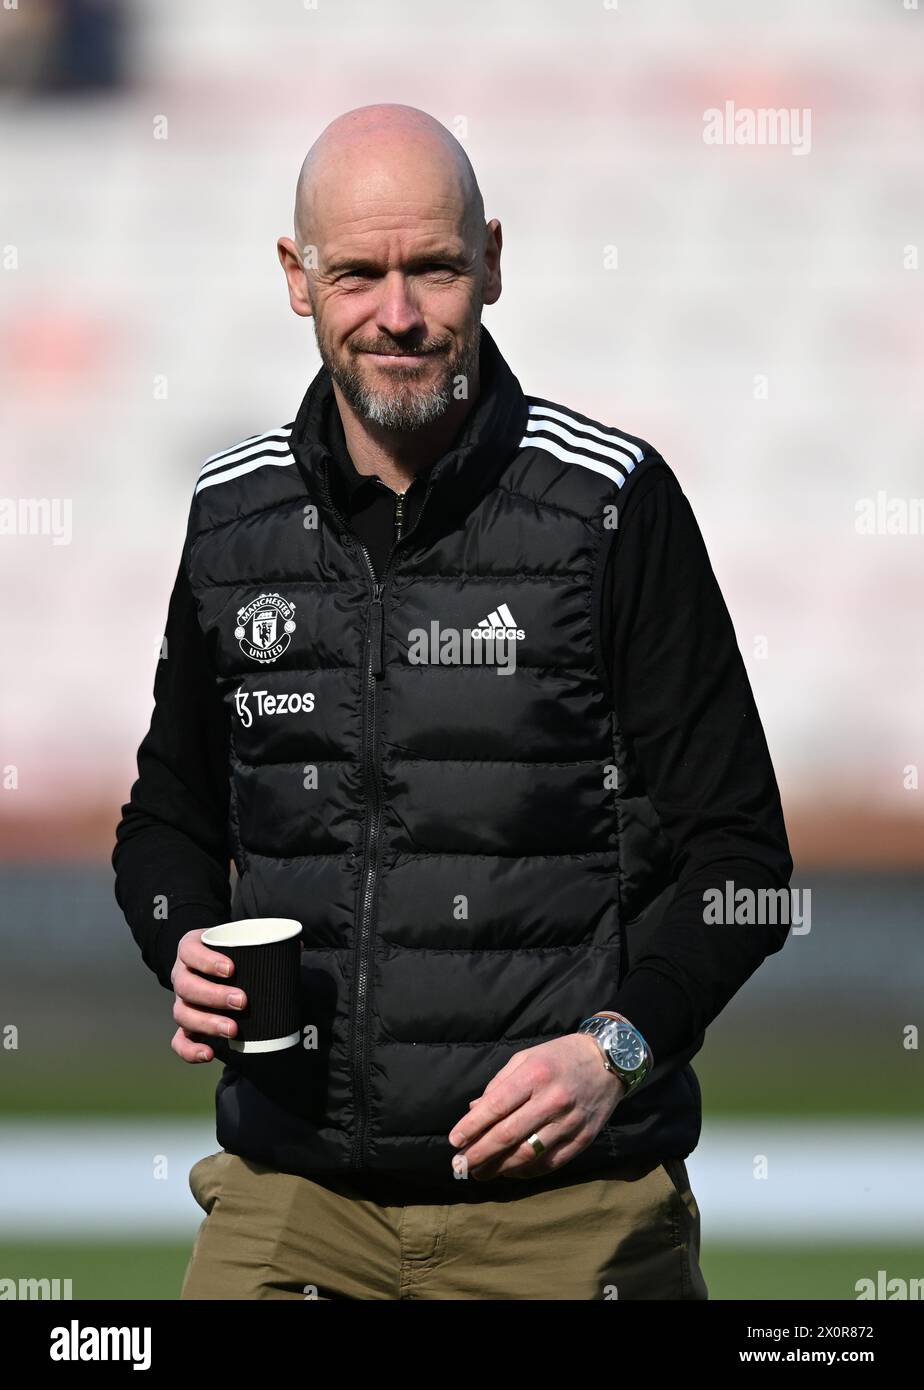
[447,1033,625,1181]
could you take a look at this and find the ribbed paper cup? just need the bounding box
[200,919,302,1054]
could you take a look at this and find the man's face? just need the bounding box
[303,179,485,431]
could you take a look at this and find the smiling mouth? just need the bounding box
[363,349,437,364]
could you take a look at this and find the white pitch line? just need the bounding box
[687,1118,924,1243]
[0,1119,921,1241]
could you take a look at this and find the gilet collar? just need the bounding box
[287,323,528,540]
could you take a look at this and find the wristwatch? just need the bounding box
[577,1011,653,1098]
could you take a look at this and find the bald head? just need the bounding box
[293,104,485,261]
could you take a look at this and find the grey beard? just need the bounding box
[317,329,482,434]
[335,365,454,432]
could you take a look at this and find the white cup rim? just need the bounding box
[201,918,302,948]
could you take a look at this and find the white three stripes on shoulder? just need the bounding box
[519,403,644,487]
[195,422,297,496]
[193,402,646,499]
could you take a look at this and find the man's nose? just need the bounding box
[375,271,425,338]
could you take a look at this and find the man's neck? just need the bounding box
[331,363,481,493]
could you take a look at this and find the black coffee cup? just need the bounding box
[200,918,302,1053]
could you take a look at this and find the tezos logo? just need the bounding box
[235,687,315,728]
[235,592,296,664]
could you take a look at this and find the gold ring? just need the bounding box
[527,1132,545,1157]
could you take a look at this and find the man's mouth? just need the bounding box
[364,350,434,365]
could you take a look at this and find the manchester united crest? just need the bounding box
[235,592,296,664]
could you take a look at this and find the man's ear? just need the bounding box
[277,237,313,319]
[482,218,502,309]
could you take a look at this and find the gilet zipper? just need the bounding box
[319,460,436,1170]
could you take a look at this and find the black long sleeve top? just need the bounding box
[112,402,793,1075]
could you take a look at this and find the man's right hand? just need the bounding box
[170,928,247,1063]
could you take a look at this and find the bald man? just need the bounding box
[113,104,792,1300]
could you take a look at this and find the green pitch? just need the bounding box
[2,1240,919,1301]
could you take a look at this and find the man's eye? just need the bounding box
[335,265,455,282]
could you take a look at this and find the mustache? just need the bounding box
[351,339,451,357]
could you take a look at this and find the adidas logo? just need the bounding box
[471,602,525,641]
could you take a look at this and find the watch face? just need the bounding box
[612,1026,644,1071]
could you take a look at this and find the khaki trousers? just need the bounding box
[180,1149,708,1300]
